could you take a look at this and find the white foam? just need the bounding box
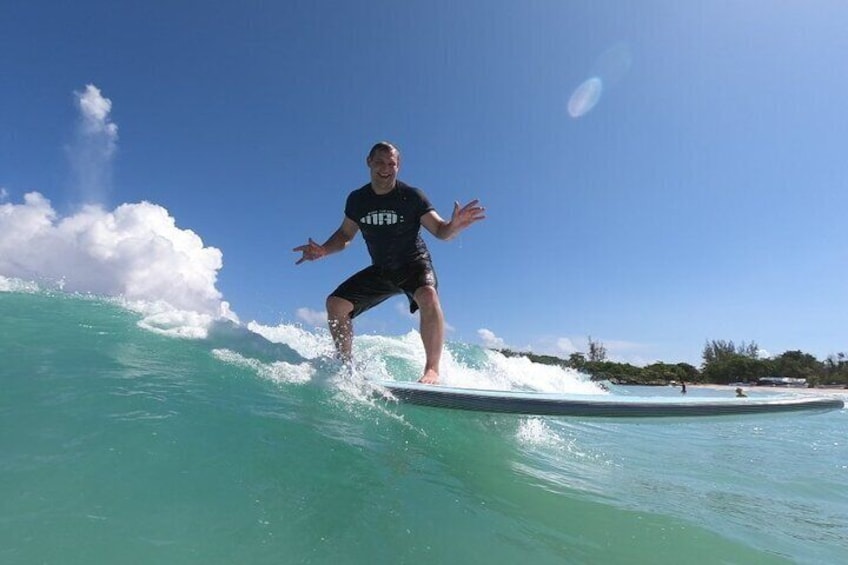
[516,418,563,447]
[247,321,335,360]
[0,275,41,293]
[212,348,315,384]
[316,328,605,395]
[478,351,604,394]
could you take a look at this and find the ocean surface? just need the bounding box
[2,287,847,564]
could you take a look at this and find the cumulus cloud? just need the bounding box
[478,328,507,349]
[68,84,119,204]
[0,187,8,202]
[296,307,326,327]
[0,191,230,318]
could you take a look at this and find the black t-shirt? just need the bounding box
[344,181,435,269]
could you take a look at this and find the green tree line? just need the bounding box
[498,338,848,388]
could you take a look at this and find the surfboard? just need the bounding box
[374,381,845,418]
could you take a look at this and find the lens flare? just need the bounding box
[568,77,603,118]
[592,42,632,87]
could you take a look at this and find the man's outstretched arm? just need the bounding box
[293,216,359,265]
[421,199,486,241]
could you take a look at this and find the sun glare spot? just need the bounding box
[568,77,603,118]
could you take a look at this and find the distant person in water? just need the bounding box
[680,381,687,394]
[736,387,747,397]
[293,141,485,384]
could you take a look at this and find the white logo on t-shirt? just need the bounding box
[360,210,403,225]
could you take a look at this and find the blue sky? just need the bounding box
[2,1,846,366]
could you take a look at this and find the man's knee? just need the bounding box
[326,295,353,318]
[414,286,440,310]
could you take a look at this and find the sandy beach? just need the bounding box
[690,383,848,399]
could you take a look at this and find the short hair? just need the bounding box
[367,141,400,160]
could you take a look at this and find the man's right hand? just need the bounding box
[293,238,325,265]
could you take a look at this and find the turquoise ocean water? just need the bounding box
[2,287,847,564]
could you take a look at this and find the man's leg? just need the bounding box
[413,285,444,384]
[326,295,354,364]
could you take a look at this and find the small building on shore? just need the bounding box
[756,376,807,387]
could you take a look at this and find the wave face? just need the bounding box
[2,288,846,564]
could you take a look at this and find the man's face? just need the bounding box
[367,149,400,191]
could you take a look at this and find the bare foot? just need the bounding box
[418,368,439,385]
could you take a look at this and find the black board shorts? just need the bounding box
[330,259,438,319]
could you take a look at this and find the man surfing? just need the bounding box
[294,141,485,384]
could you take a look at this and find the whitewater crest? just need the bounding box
[2,270,603,396]
[121,297,237,339]
[0,274,40,293]
[218,321,605,397]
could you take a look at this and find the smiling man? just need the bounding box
[294,141,485,384]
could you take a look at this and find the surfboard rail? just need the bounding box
[374,381,845,418]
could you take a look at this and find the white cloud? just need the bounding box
[603,339,646,352]
[392,300,455,332]
[296,307,326,327]
[532,335,655,365]
[77,84,118,133]
[478,328,506,349]
[68,84,119,204]
[0,187,8,202]
[556,337,578,354]
[0,191,229,318]
[598,339,654,366]
[395,300,418,320]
